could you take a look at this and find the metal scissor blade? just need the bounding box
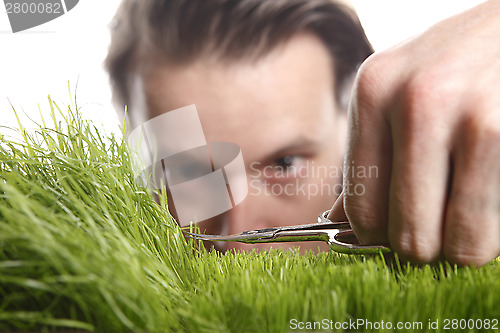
[185,220,351,244]
[184,230,276,243]
[185,210,391,254]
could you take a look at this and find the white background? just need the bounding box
[0,0,486,134]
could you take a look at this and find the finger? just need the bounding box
[342,56,394,244]
[387,86,452,263]
[327,191,347,222]
[443,113,500,266]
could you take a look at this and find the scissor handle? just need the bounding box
[319,211,391,255]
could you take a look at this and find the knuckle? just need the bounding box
[356,52,385,83]
[354,52,391,108]
[463,111,500,148]
[444,206,500,267]
[443,245,499,267]
[400,72,449,121]
[390,71,452,140]
[391,230,440,263]
[405,70,446,101]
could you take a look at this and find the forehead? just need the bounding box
[129,33,337,159]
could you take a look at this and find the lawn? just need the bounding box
[0,98,499,332]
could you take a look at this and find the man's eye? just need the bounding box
[274,155,298,169]
[263,155,307,181]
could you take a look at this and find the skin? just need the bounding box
[329,0,500,267]
[129,33,347,252]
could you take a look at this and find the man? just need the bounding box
[107,0,500,266]
[106,0,371,253]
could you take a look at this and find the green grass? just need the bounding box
[0,97,499,332]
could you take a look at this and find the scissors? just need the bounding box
[186,210,391,255]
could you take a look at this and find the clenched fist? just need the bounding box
[329,0,500,266]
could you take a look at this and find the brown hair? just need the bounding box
[105,0,373,110]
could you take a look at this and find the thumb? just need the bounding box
[327,192,348,222]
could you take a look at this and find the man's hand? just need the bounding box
[329,0,500,266]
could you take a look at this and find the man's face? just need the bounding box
[130,33,347,252]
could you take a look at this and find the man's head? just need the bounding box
[105,0,373,252]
